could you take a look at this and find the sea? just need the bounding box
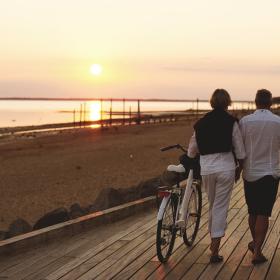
[0,99,256,128]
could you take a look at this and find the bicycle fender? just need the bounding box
[157,194,171,221]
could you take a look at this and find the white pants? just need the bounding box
[203,170,235,238]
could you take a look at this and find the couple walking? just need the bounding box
[188,89,280,264]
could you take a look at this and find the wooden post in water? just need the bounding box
[137,99,141,125]
[73,110,76,128]
[110,98,112,126]
[100,98,103,127]
[123,98,125,125]
[79,104,82,127]
[129,106,132,125]
[84,102,86,127]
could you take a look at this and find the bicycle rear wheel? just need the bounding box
[156,195,177,263]
[183,183,202,246]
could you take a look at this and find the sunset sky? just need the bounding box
[0,0,280,100]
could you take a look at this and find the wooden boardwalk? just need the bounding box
[0,181,279,280]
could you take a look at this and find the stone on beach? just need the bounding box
[33,207,70,230]
[6,218,32,238]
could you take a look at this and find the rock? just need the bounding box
[69,203,88,219]
[137,177,161,198]
[6,218,32,238]
[117,186,140,202]
[0,231,7,240]
[89,188,125,212]
[87,174,181,214]
[33,208,70,230]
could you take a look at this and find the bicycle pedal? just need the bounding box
[176,220,186,228]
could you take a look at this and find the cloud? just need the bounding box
[163,64,280,75]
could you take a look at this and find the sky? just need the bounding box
[0,0,280,100]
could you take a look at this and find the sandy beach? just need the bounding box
[0,120,195,231]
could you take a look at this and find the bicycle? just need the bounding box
[156,144,202,263]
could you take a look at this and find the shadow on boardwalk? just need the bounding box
[0,181,279,280]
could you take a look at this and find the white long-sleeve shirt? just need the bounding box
[188,122,246,175]
[239,109,280,181]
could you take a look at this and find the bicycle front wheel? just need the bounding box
[183,183,202,246]
[156,195,177,263]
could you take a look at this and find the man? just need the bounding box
[240,89,280,265]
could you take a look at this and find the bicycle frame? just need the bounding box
[157,170,193,222]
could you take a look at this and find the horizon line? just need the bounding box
[0,97,255,103]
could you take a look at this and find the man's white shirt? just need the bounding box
[239,109,280,182]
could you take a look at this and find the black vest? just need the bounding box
[194,109,237,155]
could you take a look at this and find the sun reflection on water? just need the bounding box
[89,102,101,121]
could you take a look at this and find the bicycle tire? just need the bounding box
[183,182,202,246]
[156,194,177,263]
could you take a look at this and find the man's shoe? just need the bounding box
[252,255,268,265]
[210,255,224,263]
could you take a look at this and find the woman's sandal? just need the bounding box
[248,241,254,253]
[252,255,268,265]
[210,255,224,263]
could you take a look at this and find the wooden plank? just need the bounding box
[45,214,156,280]
[248,199,280,280]
[232,197,280,280]
[57,240,129,280]
[128,236,185,280]
[266,249,280,280]
[167,244,209,280]
[0,234,91,279]
[112,234,185,280]
[180,264,205,280]
[1,209,154,280]
[91,196,211,280]
[165,203,248,280]
[197,215,249,280]
[0,216,111,274]
[78,229,156,280]
[47,182,205,280]
[0,241,60,273]
[141,211,211,280]
[147,194,247,280]
[23,256,75,280]
[215,230,252,279]
[129,182,244,280]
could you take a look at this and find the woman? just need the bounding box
[188,89,245,263]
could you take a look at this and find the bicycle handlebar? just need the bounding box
[160,144,187,153]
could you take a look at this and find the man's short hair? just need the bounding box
[255,89,272,107]
[210,89,232,109]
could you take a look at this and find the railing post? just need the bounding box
[109,98,113,126]
[79,104,82,127]
[137,99,141,125]
[100,98,103,127]
[123,98,125,125]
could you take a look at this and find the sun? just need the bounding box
[90,64,102,76]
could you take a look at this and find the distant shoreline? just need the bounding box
[0,97,253,103]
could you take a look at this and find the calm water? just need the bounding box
[0,100,255,128]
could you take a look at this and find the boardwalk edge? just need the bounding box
[0,196,156,256]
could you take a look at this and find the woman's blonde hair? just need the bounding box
[210,89,232,109]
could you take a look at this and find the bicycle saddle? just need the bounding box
[167,164,186,173]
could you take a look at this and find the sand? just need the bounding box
[0,120,195,231]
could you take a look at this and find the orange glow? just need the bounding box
[89,102,101,121]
